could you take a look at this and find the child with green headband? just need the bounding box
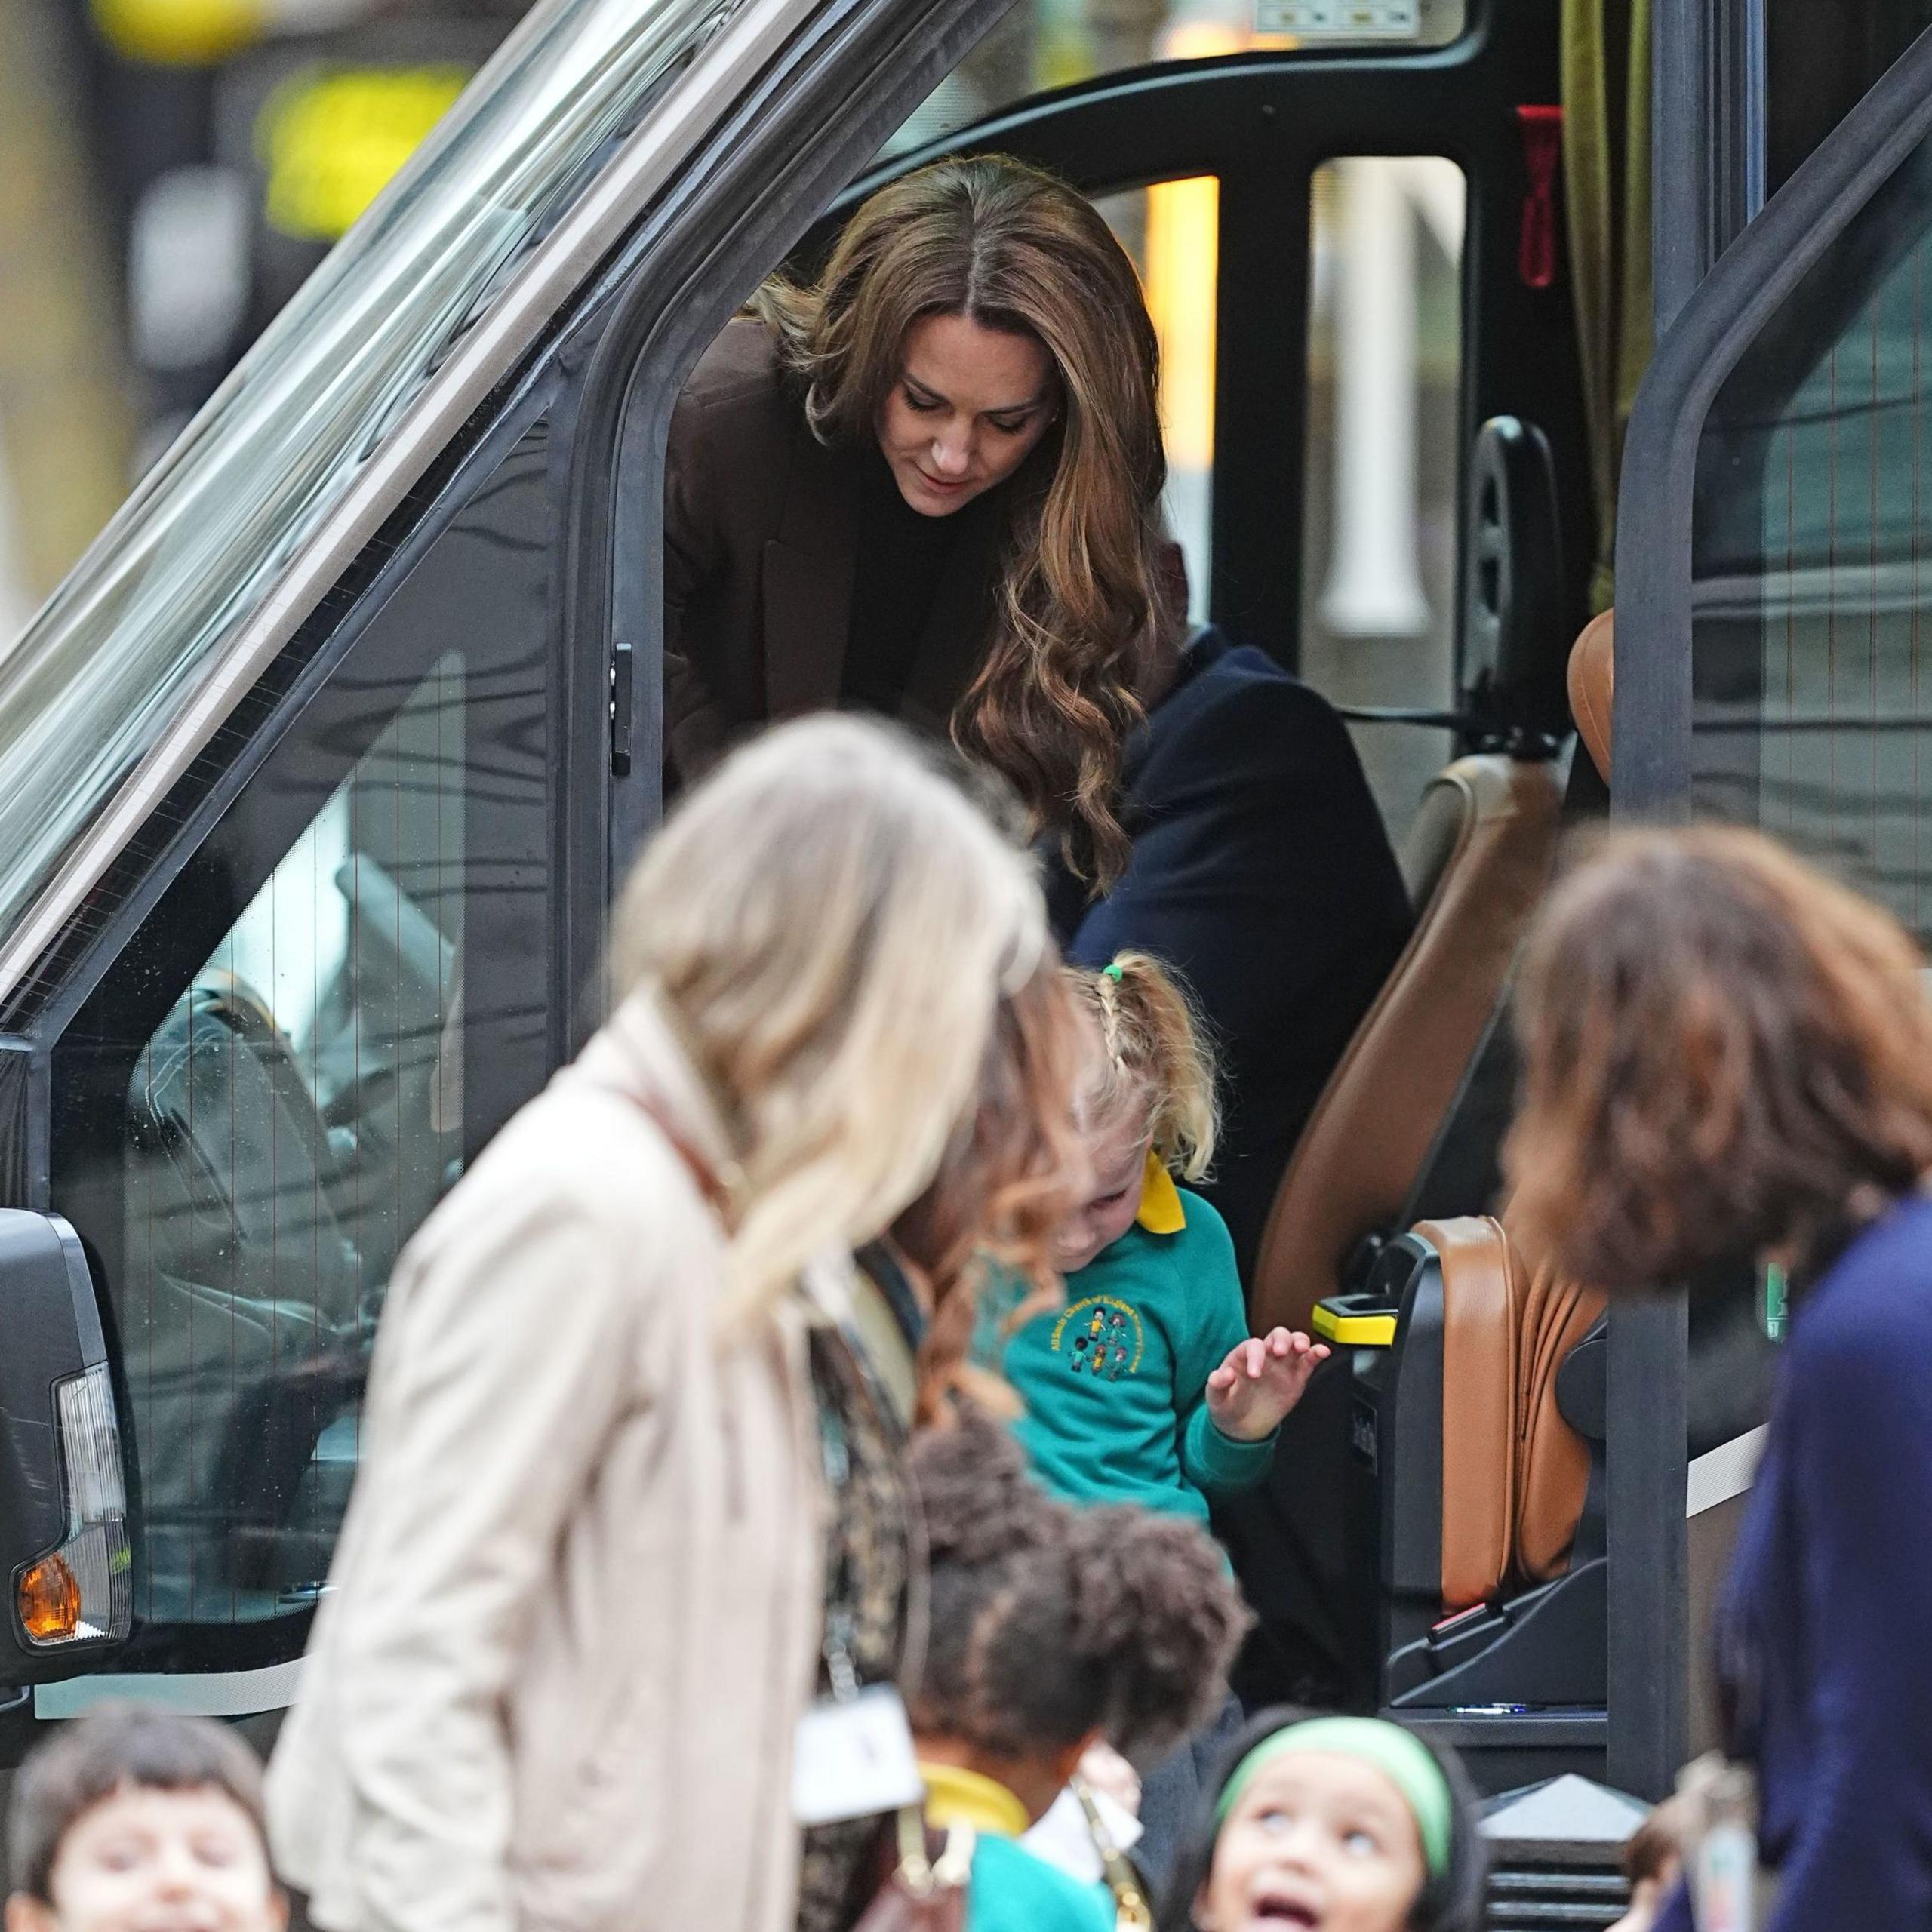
[1161,1710,1486,1932]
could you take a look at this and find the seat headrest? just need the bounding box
[1249,756,1564,1336]
[1567,610,1614,780]
[1462,418,1571,743]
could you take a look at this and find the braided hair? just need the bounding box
[1072,952,1219,1182]
[906,1410,1249,1764]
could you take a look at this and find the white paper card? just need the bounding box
[1021,1785,1145,1884]
[792,1686,924,1827]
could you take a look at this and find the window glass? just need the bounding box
[121,665,464,1626]
[1300,155,1466,841]
[54,419,551,1650]
[0,0,732,989]
[1692,134,1932,942]
[887,0,1465,155]
[1094,177,1220,619]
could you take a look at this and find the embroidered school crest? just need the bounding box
[1050,1295,1145,1380]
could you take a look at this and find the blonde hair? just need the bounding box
[749,154,1167,890]
[612,715,1048,1324]
[1070,951,1218,1182]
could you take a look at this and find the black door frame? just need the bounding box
[1611,11,1932,1799]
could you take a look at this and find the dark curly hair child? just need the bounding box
[1157,1707,1488,1932]
[905,1411,1250,1932]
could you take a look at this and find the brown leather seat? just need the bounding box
[1567,608,1614,782]
[1248,610,1619,1339]
[1413,1215,1606,1612]
[1406,619,1617,1613]
[1248,755,1564,1335]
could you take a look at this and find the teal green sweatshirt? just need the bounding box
[977,1184,1276,1523]
[920,1762,1114,1932]
[968,1835,1113,1932]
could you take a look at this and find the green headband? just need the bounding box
[1214,1718,1454,1880]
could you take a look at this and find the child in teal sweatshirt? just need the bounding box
[978,951,1329,1526]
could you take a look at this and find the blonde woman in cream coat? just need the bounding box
[267,716,1071,1932]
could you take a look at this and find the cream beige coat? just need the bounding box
[267,995,828,1932]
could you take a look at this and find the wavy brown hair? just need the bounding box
[893,958,1088,1423]
[750,155,1168,888]
[1504,824,1932,1291]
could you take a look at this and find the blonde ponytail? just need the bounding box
[1072,950,1218,1180]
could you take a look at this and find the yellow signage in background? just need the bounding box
[1143,172,1219,473]
[1140,22,1234,478]
[91,0,265,67]
[260,66,470,243]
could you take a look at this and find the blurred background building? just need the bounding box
[0,0,1466,829]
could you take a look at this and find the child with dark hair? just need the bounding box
[6,1703,285,1932]
[1160,1708,1487,1932]
[906,1411,1251,1932]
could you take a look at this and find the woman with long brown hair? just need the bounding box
[664,152,1168,888]
[1504,824,1932,1932]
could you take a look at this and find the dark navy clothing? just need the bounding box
[1043,628,1412,1276]
[1656,1196,1932,1932]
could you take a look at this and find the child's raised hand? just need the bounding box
[1205,1328,1331,1441]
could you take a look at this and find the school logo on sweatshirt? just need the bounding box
[1051,1296,1145,1380]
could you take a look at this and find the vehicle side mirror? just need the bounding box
[0,1214,130,1678]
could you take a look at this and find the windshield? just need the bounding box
[0,0,744,987]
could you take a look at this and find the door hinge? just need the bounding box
[609,641,634,777]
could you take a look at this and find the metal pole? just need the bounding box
[1651,0,1711,334]
[1605,0,1767,1802]
[1604,1294,1689,1797]
[1654,0,1767,335]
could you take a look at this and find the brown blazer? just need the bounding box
[663,318,1013,782]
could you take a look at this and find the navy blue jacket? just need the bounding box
[1657,1196,1932,1932]
[1043,628,1412,1277]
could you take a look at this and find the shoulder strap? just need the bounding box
[629,1093,734,1217]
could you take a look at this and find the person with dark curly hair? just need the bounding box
[905,1412,1250,1932]
[1157,1709,1487,1932]
[1505,825,1932,1932]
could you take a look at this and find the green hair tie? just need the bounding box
[1214,1718,1454,1880]
[1101,962,1124,983]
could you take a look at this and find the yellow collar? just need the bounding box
[918,1762,1030,1839]
[1137,1150,1187,1235]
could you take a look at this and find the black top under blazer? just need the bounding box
[662,317,1017,783]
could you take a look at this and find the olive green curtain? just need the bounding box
[1562,0,1654,613]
